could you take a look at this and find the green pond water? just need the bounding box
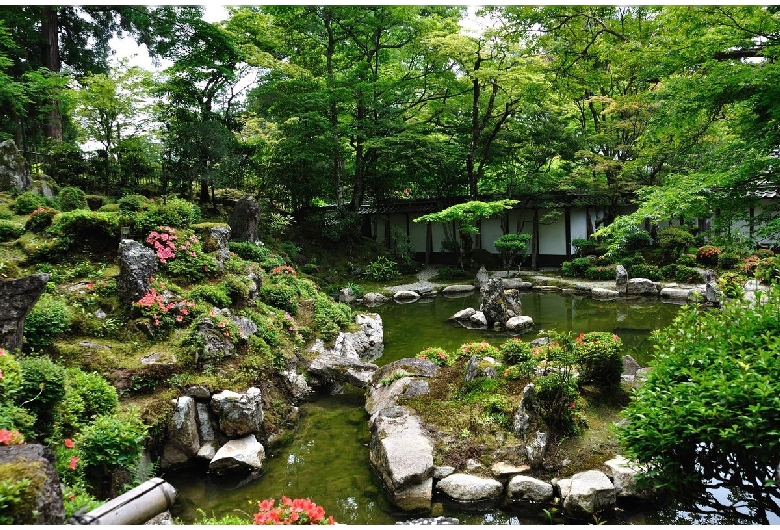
[166,291,685,524]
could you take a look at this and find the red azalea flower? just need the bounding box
[69,456,79,470]
[64,438,75,448]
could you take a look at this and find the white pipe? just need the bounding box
[69,478,177,525]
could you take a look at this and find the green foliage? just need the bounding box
[24,206,58,233]
[676,253,698,267]
[313,294,352,343]
[75,409,147,475]
[458,341,500,360]
[363,256,401,282]
[584,264,618,280]
[259,283,298,316]
[23,293,71,348]
[628,263,662,281]
[0,350,23,402]
[12,192,51,215]
[417,346,451,366]
[0,460,44,524]
[414,200,519,235]
[57,186,88,212]
[494,232,531,271]
[48,210,120,249]
[133,198,201,234]
[571,238,597,257]
[618,285,780,492]
[0,403,35,439]
[433,267,469,281]
[532,371,580,435]
[656,227,695,263]
[716,271,745,299]
[717,252,740,270]
[117,194,151,213]
[320,207,362,243]
[17,355,66,437]
[560,257,592,277]
[57,368,118,435]
[190,284,231,308]
[0,220,23,242]
[573,332,623,387]
[498,338,533,365]
[618,226,652,255]
[659,263,702,283]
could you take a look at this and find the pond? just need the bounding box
[166,291,773,524]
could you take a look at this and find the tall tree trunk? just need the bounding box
[41,6,63,141]
[324,13,344,208]
[351,97,366,211]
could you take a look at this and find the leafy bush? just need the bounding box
[145,226,218,283]
[57,368,118,435]
[23,293,71,348]
[498,338,533,364]
[754,256,780,283]
[24,206,58,233]
[656,227,695,263]
[573,332,623,387]
[695,245,721,266]
[12,192,51,215]
[434,267,469,281]
[133,198,201,234]
[717,252,740,270]
[57,187,88,212]
[417,346,450,366]
[17,356,66,436]
[0,221,23,242]
[190,284,231,308]
[260,284,298,316]
[660,264,702,283]
[458,341,500,360]
[48,210,120,249]
[363,256,401,282]
[755,248,775,259]
[619,226,652,254]
[313,294,352,343]
[0,350,23,402]
[716,271,745,299]
[75,410,147,492]
[0,461,45,524]
[618,286,780,493]
[560,257,592,277]
[584,264,618,280]
[676,253,698,267]
[628,264,662,281]
[320,207,362,243]
[571,238,597,256]
[532,371,580,435]
[117,194,151,213]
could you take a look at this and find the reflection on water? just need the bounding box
[166,291,778,524]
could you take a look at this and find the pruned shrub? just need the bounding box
[23,293,71,348]
[656,227,695,263]
[560,257,592,277]
[48,210,120,251]
[57,186,88,212]
[17,356,66,436]
[584,264,618,280]
[417,346,450,366]
[314,293,352,343]
[660,263,702,283]
[24,206,58,233]
[0,220,24,242]
[696,245,721,266]
[57,368,119,435]
[133,198,201,234]
[532,371,580,435]
[573,332,623,387]
[498,338,533,365]
[259,283,298,316]
[12,192,51,215]
[717,252,740,270]
[628,264,662,281]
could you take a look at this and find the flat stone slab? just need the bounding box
[506,475,555,505]
[557,469,616,518]
[370,407,434,491]
[394,290,421,302]
[660,287,691,300]
[531,285,561,292]
[491,462,531,481]
[502,279,532,290]
[591,287,620,298]
[442,284,475,293]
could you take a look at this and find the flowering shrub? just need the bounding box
[134,278,195,332]
[417,346,450,366]
[459,341,500,360]
[742,255,761,275]
[25,206,59,232]
[573,331,623,387]
[270,265,297,278]
[0,428,24,445]
[253,496,335,525]
[145,226,217,282]
[696,245,722,266]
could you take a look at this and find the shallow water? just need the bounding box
[165,291,706,524]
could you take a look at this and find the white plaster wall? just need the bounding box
[408,217,428,252]
[480,218,504,253]
[538,209,567,255]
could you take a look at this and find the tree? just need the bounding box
[414,199,517,267]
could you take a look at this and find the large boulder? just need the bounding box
[626,278,660,296]
[307,354,378,389]
[505,316,534,332]
[208,434,266,475]
[0,140,32,193]
[505,475,555,506]
[435,473,504,507]
[557,470,616,519]
[161,397,201,469]
[370,407,434,496]
[615,265,628,288]
[198,225,231,269]
[210,388,264,437]
[603,456,654,501]
[189,316,237,365]
[227,197,261,243]
[117,239,158,304]
[479,278,522,328]
[310,313,384,361]
[464,356,500,382]
[0,273,49,352]
[0,444,64,524]
[372,358,438,383]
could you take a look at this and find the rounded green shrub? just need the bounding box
[498,338,533,365]
[314,293,352,343]
[656,227,695,263]
[17,356,66,437]
[23,293,71,348]
[532,371,580,435]
[628,264,662,281]
[117,194,151,213]
[12,192,51,215]
[363,256,401,282]
[259,283,298,315]
[57,187,88,212]
[584,264,618,280]
[573,332,623,387]
[417,346,450,366]
[75,410,147,487]
[0,220,24,242]
[560,257,592,277]
[0,350,23,401]
[696,245,721,266]
[57,368,119,434]
[717,252,740,270]
[190,284,231,308]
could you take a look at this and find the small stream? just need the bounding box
[166,291,771,524]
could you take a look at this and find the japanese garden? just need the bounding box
[0,5,779,525]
